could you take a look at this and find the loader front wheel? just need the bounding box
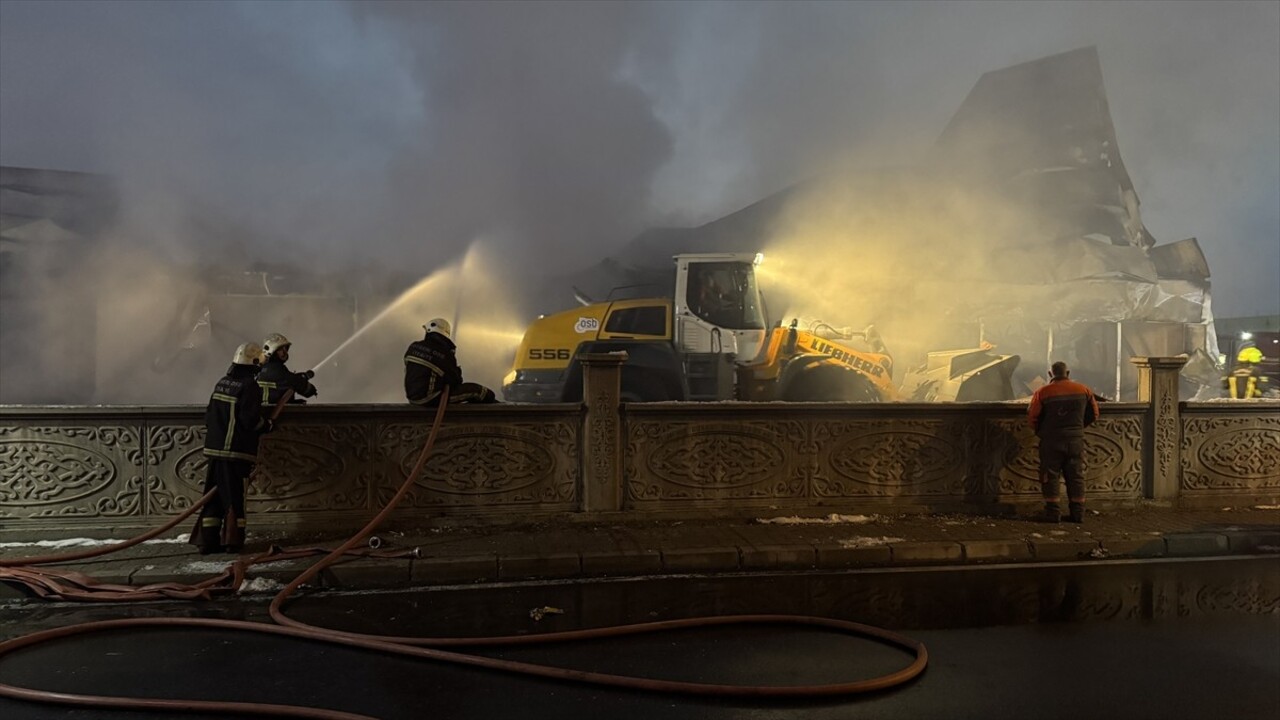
[784,366,881,402]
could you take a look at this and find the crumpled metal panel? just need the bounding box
[1150,237,1211,281]
[935,48,1150,245]
[1149,279,1210,324]
[562,47,1221,400]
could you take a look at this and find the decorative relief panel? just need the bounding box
[0,424,144,519]
[1182,415,1280,492]
[145,424,204,514]
[379,421,578,509]
[5,404,1278,529]
[250,425,369,512]
[157,422,372,513]
[992,415,1143,499]
[626,420,805,503]
[813,419,968,498]
[1155,389,1178,480]
[589,389,617,479]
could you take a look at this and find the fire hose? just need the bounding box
[0,386,928,717]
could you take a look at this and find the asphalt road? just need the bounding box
[2,558,1277,719]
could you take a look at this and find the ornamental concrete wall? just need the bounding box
[0,357,1276,536]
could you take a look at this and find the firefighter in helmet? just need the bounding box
[191,342,275,554]
[404,318,498,406]
[258,333,318,406]
[1224,345,1269,399]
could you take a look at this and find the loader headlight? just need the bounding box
[502,370,518,387]
[753,253,765,266]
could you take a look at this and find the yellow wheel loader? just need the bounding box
[502,253,1019,403]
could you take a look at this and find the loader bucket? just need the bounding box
[900,348,1021,402]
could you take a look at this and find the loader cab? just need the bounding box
[673,253,768,363]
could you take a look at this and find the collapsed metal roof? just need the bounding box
[559,46,1219,395]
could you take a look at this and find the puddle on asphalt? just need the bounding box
[6,557,1276,641]
[279,557,1280,639]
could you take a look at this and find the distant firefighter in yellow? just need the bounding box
[404,318,498,406]
[1224,346,1269,399]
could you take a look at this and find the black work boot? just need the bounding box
[1066,503,1085,524]
[197,524,223,555]
[1040,503,1061,523]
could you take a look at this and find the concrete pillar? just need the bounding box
[580,352,627,512]
[1130,356,1188,501]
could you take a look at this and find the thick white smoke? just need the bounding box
[0,1,1275,403]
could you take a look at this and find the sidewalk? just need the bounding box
[2,507,1278,599]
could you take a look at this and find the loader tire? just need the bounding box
[784,366,880,402]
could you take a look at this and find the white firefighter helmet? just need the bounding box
[424,318,452,339]
[262,333,291,356]
[233,342,266,366]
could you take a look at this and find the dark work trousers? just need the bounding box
[190,458,252,552]
[1038,437,1086,508]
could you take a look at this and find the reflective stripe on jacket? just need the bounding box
[257,358,316,406]
[404,334,462,405]
[204,364,269,462]
[1224,366,1268,399]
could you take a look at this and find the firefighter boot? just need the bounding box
[1066,502,1085,524]
[220,510,246,554]
[1040,503,1061,524]
[196,517,223,555]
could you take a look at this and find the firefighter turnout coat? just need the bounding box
[204,364,272,462]
[404,332,463,406]
[257,358,317,406]
[1224,364,1269,399]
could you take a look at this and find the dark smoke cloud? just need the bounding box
[360,1,672,271]
[0,0,1276,403]
[0,0,421,266]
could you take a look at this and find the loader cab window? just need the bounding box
[687,262,765,330]
[604,305,667,336]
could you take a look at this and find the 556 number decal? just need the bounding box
[529,348,572,360]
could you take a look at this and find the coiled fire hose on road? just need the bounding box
[0,387,928,717]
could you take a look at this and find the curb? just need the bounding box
[3,529,1278,599]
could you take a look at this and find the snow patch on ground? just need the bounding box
[1254,505,1280,510]
[756,513,875,525]
[0,534,190,549]
[180,560,234,574]
[837,536,903,548]
[238,577,286,594]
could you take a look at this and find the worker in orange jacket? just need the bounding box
[1028,361,1100,524]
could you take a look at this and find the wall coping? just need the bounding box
[1,401,1162,417]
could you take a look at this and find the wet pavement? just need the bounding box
[2,557,1277,719]
[2,506,1277,596]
